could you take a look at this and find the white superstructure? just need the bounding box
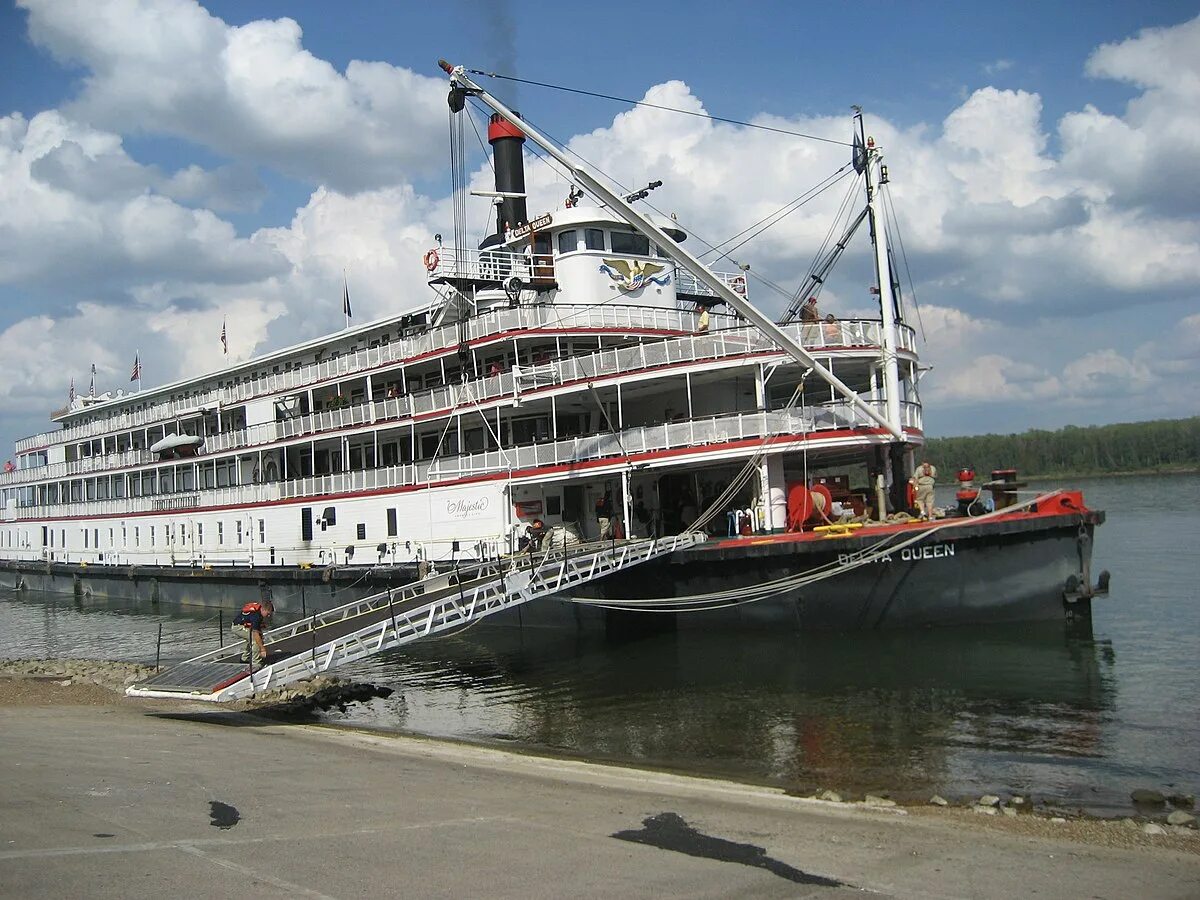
[0,97,925,575]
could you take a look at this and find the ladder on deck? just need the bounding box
[127,532,704,702]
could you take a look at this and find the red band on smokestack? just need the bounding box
[488,114,525,144]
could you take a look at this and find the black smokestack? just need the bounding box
[487,113,527,234]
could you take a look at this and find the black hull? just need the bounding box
[0,511,1103,632]
[578,511,1104,630]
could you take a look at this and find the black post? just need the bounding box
[155,623,162,672]
[386,590,399,641]
[218,609,224,647]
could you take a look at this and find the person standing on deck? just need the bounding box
[596,494,614,541]
[232,599,274,667]
[914,461,937,520]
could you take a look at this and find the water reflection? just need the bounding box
[0,590,243,665]
[324,619,1117,808]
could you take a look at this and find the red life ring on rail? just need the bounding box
[423,249,440,272]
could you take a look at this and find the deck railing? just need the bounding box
[17,304,718,453]
[19,302,919,455]
[9,397,922,522]
[3,318,914,488]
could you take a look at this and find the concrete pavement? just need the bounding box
[1,699,1197,899]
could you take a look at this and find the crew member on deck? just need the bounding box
[596,494,614,540]
[914,461,937,520]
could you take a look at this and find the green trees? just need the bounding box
[923,417,1200,478]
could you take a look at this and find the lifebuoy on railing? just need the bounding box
[423,249,440,272]
[731,275,747,295]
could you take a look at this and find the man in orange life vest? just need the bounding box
[231,599,274,667]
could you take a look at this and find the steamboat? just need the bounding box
[0,62,1107,629]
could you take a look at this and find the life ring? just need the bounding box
[423,249,440,272]
[731,275,747,295]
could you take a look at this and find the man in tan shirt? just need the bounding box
[914,461,937,520]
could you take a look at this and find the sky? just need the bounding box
[0,0,1198,457]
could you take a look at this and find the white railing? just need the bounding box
[16,304,716,454]
[122,322,886,462]
[674,268,750,299]
[2,318,914,488]
[128,531,707,702]
[10,397,920,522]
[426,247,545,283]
[18,303,921,456]
[276,400,892,503]
[13,483,281,522]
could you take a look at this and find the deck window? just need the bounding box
[557,230,578,255]
[584,228,605,250]
[610,230,650,256]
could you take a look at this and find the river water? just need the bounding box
[2,474,1196,817]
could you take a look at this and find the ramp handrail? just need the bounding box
[128,532,704,701]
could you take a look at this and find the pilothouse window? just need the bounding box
[556,230,578,255]
[585,228,605,250]
[610,230,650,256]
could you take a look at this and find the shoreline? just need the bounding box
[1020,466,1200,482]
[2,656,1196,855]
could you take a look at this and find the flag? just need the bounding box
[130,353,141,382]
[69,378,75,403]
[89,363,96,395]
[342,279,352,319]
[852,132,867,175]
[220,318,227,355]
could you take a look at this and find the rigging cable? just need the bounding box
[467,70,854,148]
[484,100,855,305]
[881,184,926,343]
[698,164,853,261]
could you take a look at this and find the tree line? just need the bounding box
[922,417,1200,478]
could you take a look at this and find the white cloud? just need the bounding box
[1059,16,1200,215]
[19,0,448,191]
[0,110,285,302]
[3,6,1200,455]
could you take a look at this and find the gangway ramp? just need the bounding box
[127,532,704,702]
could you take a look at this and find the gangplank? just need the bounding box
[126,533,703,702]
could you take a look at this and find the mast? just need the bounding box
[859,112,904,438]
[439,60,905,442]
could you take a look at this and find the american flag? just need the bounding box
[220,318,227,354]
[69,378,75,402]
[130,353,141,382]
[342,278,352,319]
[89,362,96,395]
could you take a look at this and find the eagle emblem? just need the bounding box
[598,258,672,292]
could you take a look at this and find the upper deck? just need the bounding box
[14,302,918,458]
